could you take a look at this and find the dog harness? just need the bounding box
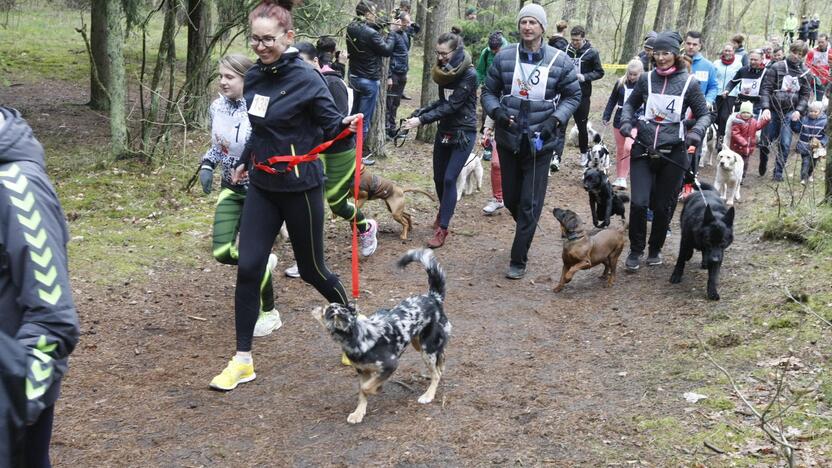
[641,70,694,139]
[510,47,561,100]
[254,127,354,174]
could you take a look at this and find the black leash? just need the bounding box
[642,144,710,209]
[184,165,200,192]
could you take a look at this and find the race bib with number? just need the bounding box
[740,78,762,96]
[644,94,683,123]
[813,50,829,66]
[781,75,800,93]
[510,47,560,101]
[623,87,634,104]
[443,88,454,100]
[248,94,270,118]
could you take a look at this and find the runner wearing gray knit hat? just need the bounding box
[517,4,547,32]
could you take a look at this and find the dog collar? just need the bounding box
[565,231,584,241]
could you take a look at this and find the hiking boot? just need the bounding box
[646,250,663,266]
[284,263,300,278]
[505,264,526,279]
[253,309,282,337]
[427,227,448,248]
[482,199,504,215]
[625,251,642,271]
[358,219,379,257]
[432,213,441,230]
[209,358,256,391]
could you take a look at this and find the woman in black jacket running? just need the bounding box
[210,0,361,391]
[401,29,478,248]
[619,31,710,272]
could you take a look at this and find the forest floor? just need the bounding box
[3,17,832,467]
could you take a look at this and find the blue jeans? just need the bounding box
[349,75,380,138]
[432,131,477,228]
[760,110,794,179]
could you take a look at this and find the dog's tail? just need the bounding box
[402,188,438,202]
[397,248,446,302]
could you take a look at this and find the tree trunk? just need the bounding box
[619,0,648,64]
[585,1,597,33]
[366,0,394,159]
[701,0,723,56]
[184,0,212,126]
[826,95,832,203]
[89,0,110,111]
[477,0,495,26]
[415,0,428,45]
[142,0,177,152]
[562,0,576,21]
[676,0,697,33]
[106,0,128,159]
[653,0,675,32]
[416,0,449,143]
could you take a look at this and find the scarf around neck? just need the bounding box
[431,48,472,86]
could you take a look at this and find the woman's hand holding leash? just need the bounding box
[231,164,247,185]
[343,114,363,133]
[401,117,421,130]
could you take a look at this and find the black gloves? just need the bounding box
[540,118,559,141]
[619,123,633,138]
[199,165,213,194]
[493,108,514,128]
[684,131,702,149]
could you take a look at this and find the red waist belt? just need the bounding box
[253,127,354,174]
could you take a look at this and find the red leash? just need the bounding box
[254,127,355,174]
[352,116,363,300]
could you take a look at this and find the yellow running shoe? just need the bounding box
[209,359,255,391]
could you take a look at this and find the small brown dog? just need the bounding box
[552,208,626,292]
[357,171,437,240]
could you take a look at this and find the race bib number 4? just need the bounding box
[249,94,270,118]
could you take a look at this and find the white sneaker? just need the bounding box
[809,176,814,183]
[253,309,282,337]
[358,219,378,257]
[613,178,627,189]
[266,253,277,274]
[482,199,504,215]
[284,263,300,278]
[579,152,589,167]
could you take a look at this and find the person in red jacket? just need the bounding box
[805,33,831,100]
[729,101,770,182]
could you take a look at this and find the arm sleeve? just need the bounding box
[583,49,605,82]
[790,119,802,134]
[552,60,582,127]
[796,74,812,114]
[368,29,395,57]
[760,65,776,110]
[476,50,488,86]
[418,71,477,125]
[705,64,719,103]
[200,103,219,168]
[602,82,619,122]
[685,78,711,138]
[0,175,79,425]
[308,73,348,141]
[731,122,747,147]
[620,74,647,126]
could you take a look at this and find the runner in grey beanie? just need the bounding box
[517,4,547,32]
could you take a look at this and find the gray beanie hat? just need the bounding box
[517,4,547,32]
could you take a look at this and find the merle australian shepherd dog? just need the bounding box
[670,183,735,300]
[313,249,450,424]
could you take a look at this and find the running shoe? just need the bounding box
[625,251,642,271]
[646,250,663,266]
[209,358,255,391]
[284,263,300,278]
[253,309,282,337]
[358,219,379,257]
[482,199,504,215]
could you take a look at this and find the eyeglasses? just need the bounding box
[249,33,284,47]
[434,48,456,57]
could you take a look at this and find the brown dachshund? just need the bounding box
[357,171,437,240]
[552,208,626,292]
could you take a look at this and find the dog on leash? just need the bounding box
[358,171,437,240]
[552,208,627,292]
[713,148,744,206]
[586,133,611,173]
[582,168,628,228]
[670,183,735,301]
[566,121,598,147]
[699,122,718,167]
[312,249,451,424]
[456,150,483,201]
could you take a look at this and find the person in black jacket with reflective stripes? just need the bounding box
[209,0,362,392]
[401,30,478,248]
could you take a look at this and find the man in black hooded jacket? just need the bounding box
[0,107,80,468]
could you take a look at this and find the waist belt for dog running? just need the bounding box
[253,127,354,174]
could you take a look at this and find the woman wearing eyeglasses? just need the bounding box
[401,27,478,248]
[209,0,361,391]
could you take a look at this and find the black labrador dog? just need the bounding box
[670,183,735,300]
[582,168,628,228]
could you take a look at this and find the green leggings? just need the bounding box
[320,148,368,232]
[212,188,275,312]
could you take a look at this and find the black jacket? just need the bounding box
[725,65,767,108]
[0,107,80,439]
[565,40,605,98]
[638,51,653,72]
[602,79,640,128]
[548,35,568,52]
[621,68,710,150]
[321,67,355,154]
[243,50,348,192]
[346,19,395,80]
[760,58,813,115]
[418,50,479,134]
[388,29,411,75]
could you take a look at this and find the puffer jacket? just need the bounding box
[346,18,395,80]
[388,29,411,75]
[0,107,80,431]
[620,68,710,150]
[565,39,605,98]
[242,49,348,192]
[790,114,828,154]
[482,42,582,154]
[730,115,769,156]
[760,58,813,115]
[417,49,479,133]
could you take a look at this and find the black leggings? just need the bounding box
[235,184,348,352]
[23,404,53,468]
[571,97,592,153]
[629,143,688,255]
[715,95,736,143]
[433,131,477,228]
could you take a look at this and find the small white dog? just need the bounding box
[713,148,744,206]
[699,122,718,167]
[456,150,483,201]
[566,121,597,147]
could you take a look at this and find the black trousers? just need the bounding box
[629,143,689,255]
[715,95,736,146]
[23,404,54,468]
[385,72,407,136]
[235,184,348,352]
[570,97,592,153]
[498,138,552,268]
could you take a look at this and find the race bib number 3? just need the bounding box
[249,94,270,118]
